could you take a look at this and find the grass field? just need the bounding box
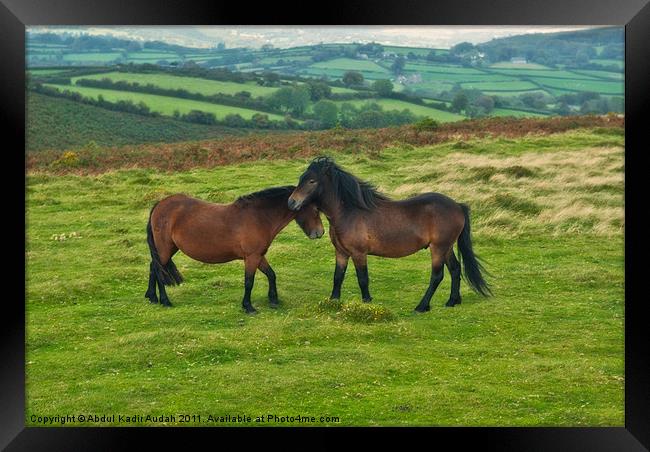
[29,68,72,75]
[486,69,600,80]
[491,108,549,118]
[482,90,551,98]
[62,53,123,62]
[44,84,288,121]
[460,81,539,91]
[309,58,390,73]
[26,125,624,426]
[590,59,624,69]
[71,72,283,97]
[534,78,624,95]
[489,62,551,69]
[332,99,464,122]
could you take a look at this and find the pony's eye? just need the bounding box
[308,180,316,184]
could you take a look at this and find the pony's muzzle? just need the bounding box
[288,197,302,211]
[309,229,324,239]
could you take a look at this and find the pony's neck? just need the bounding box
[259,195,296,237]
[316,181,344,225]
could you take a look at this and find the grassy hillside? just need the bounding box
[27,116,622,173]
[27,93,247,151]
[26,123,624,426]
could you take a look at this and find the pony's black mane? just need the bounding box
[235,186,295,207]
[307,157,389,210]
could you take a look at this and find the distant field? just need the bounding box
[404,63,485,75]
[62,53,122,62]
[491,108,549,118]
[333,99,464,122]
[258,55,313,64]
[29,68,71,75]
[383,46,446,57]
[535,78,624,95]
[71,71,358,97]
[71,72,282,97]
[299,68,390,80]
[489,62,551,69]
[301,58,391,80]
[44,84,288,121]
[590,59,624,69]
[486,69,600,80]
[310,58,390,73]
[126,52,179,60]
[571,70,623,81]
[482,89,551,98]
[406,71,514,83]
[460,80,539,91]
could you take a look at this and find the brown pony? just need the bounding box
[145,186,324,313]
[287,157,491,311]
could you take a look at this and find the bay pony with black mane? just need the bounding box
[287,157,491,311]
[146,186,324,313]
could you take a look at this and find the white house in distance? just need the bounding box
[396,73,423,85]
[510,56,528,64]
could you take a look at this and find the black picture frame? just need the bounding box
[4,0,649,449]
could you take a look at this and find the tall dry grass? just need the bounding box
[392,146,624,237]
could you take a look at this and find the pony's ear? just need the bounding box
[322,160,334,176]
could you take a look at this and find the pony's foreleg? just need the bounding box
[242,254,262,314]
[258,256,279,307]
[330,250,349,300]
[445,249,462,307]
[414,247,445,312]
[351,254,372,302]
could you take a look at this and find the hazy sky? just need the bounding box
[29,26,601,49]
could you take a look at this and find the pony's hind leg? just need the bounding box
[155,243,178,308]
[445,249,462,307]
[145,261,158,303]
[414,246,446,313]
[258,256,279,307]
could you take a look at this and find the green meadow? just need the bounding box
[332,99,465,122]
[71,72,284,97]
[43,84,287,121]
[26,127,624,426]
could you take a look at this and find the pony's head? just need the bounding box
[294,202,324,239]
[288,156,388,211]
[236,185,323,239]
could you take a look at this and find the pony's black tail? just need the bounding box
[147,204,183,286]
[457,204,492,297]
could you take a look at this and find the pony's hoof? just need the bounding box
[245,308,258,315]
[445,298,461,307]
[362,297,373,303]
[414,306,430,313]
[161,301,173,307]
[269,301,280,309]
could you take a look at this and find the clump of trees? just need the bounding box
[342,71,364,87]
[372,79,394,96]
[266,85,311,115]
